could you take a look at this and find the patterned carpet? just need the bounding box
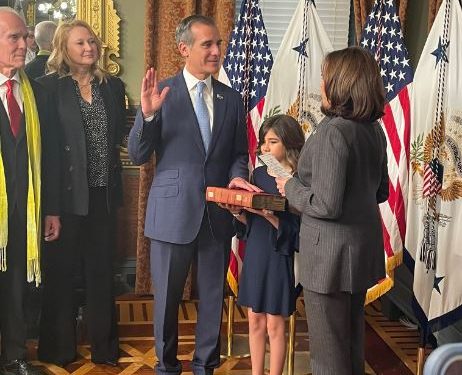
[28,295,431,375]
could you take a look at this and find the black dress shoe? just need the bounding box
[1,360,46,375]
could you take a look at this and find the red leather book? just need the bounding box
[206,187,286,211]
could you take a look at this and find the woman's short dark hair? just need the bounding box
[257,114,305,172]
[321,46,385,122]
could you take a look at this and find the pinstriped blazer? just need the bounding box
[285,116,389,294]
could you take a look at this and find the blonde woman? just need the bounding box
[37,20,126,368]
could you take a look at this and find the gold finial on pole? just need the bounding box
[416,347,426,375]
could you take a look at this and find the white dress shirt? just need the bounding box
[183,68,214,131]
[25,48,36,65]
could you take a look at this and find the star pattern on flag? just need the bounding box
[222,0,273,111]
[293,38,309,58]
[431,36,450,68]
[433,275,445,294]
[360,0,413,102]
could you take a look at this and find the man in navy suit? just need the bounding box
[128,15,257,375]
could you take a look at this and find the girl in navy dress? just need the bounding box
[228,114,305,375]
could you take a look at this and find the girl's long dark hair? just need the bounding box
[257,114,305,172]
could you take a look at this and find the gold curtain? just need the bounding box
[135,0,236,295]
[428,0,443,30]
[353,0,409,44]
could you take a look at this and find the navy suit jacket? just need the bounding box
[128,72,249,244]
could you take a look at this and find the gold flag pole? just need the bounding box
[226,295,235,357]
[287,312,296,375]
[221,295,250,358]
[416,347,425,375]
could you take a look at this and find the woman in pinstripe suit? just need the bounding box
[277,47,389,375]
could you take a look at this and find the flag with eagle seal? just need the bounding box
[406,0,462,334]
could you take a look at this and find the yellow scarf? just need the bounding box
[0,69,42,285]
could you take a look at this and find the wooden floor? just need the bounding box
[28,295,432,375]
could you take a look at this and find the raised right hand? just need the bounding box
[141,67,170,118]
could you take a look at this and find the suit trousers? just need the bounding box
[38,188,118,366]
[150,214,231,375]
[303,289,367,375]
[0,209,27,362]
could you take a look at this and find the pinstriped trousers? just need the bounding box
[304,289,367,375]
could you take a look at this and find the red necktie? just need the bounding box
[5,80,21,138]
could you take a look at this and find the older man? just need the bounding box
[25,21,57,79]
[0,8,60,375]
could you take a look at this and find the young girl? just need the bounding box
[230,114,305,375]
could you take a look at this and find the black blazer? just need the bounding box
[37,73,126,216]
[24,54,50,80]
[0,76,59,219]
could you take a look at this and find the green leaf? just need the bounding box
[263,105,282,121]
[411,133,424,163]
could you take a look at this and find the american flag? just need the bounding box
[218,0,273,295]
[423,158,444,198]
[360,0,413,288]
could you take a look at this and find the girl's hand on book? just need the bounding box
[245,207,279,228]
[218,203,247,224]
[218,203,243,215]
[245,207,273,216]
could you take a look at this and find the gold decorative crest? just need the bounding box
[287,98,312,135]
[265,93,323,137]
[411,111,462,202]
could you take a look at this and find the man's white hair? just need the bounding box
[0,6,21,17]
[35,21,57,50]
[0,6,25,27]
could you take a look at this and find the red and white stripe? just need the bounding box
[227,98,265,295]
[379,86,411,260]
[422,163,443,198]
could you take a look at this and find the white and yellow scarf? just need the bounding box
[0,69,42,285]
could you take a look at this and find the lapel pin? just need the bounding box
[217,94,224,100]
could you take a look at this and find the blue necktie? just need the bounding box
[195,81,211,152]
